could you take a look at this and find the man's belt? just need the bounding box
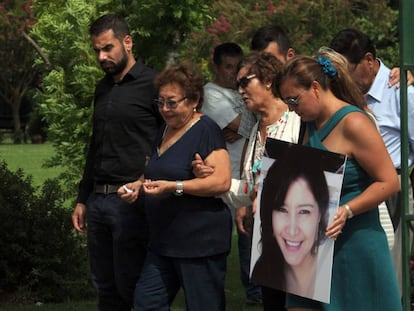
[94,184,122,194]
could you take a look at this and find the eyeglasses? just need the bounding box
[237,74,257,89]
[283,91,306,107]
[154,97,187,109]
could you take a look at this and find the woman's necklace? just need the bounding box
[158,117,200,155]
[252,110,289,180]
[259,110,289,143]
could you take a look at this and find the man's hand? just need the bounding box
[389,67,414,88]
[249,184,259,203]
[222,127,243,143]
[409,71,414,86]
[235,206,254,236]
[72,203,87,233]
[117,180,142,204]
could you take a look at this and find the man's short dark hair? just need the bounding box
[213,42,243,65]
[89,13,130,41]
[250,24,291,55]
[330,28,377,64]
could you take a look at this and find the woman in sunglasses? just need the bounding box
[235,51,302,199]
[236,52,303,311]
[275,51,401,310]
[119,61,232,311]
[194,51,303,310]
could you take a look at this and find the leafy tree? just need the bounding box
[31,0,107,197]
[0,0,42,143]
[181,0,398,77]
[115,0,213,70]
[32,0,213,198]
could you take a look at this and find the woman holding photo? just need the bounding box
[275,49,401,310]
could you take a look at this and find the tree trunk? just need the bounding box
[12,106,23,143]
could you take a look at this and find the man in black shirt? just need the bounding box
[72,14,161,311]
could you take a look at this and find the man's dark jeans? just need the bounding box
[86,193,148,311]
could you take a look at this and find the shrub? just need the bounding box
[0,161,94,303]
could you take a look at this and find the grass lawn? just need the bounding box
[0,233,262,311]
[0,142,264,311]
[0,141,62,187]
[0,301,97,311]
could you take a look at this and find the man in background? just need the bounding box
[250,24,296,63]
[330,28,414,294]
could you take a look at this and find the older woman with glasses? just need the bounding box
[211,51,303,200]
[119,61,232,311]
[221,51,302,224]
[235,52,302,311]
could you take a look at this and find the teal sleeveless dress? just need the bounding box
[286,106,401,310]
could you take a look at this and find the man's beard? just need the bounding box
[100,48,128,76]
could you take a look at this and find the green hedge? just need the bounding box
[0,161,94,303]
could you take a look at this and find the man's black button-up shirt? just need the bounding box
[77,60,162,203]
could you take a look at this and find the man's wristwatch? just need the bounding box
[175,180,183,196]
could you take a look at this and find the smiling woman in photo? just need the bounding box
[252,148,329,299]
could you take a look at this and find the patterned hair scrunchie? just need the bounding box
[317,56,337,78]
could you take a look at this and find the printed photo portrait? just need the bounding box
[250,138,346,303]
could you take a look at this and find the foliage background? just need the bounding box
[0,0,39,143]
[0,0,401,303]
[181,0,398,76]
[30,0,399,200]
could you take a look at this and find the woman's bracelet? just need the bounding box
[344,204,354,219]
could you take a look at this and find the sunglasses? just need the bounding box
[284,97,301,107]
[283,90,306,107]
[237,74,257,89]
[154,97,187,109]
